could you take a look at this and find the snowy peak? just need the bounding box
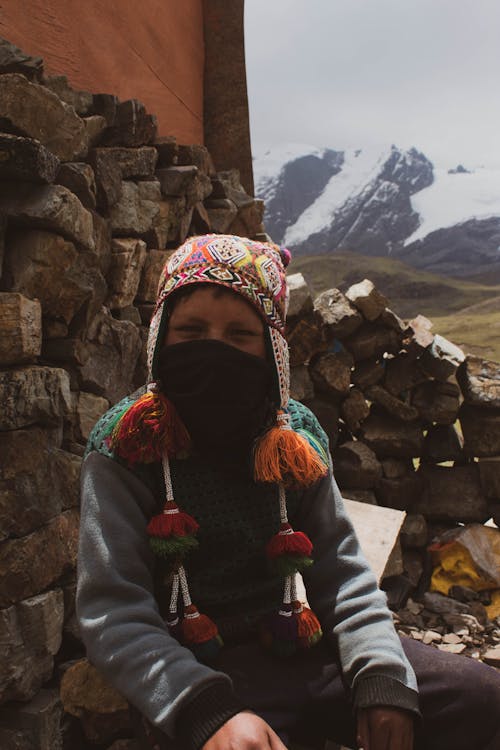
[254,143,500,276]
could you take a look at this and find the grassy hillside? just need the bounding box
[289,253,500,361]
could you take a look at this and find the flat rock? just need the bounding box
[422,424,464,463]
[366,384,420,422]
[0,688,62,749]
[177,144,215,174]
[344,322,401,362]
[44,74,93,115]
[383,353,427,396]
[205,200,238,233]
[100,99,157,147]
[0,428,80,539]
[77,309,142,403]
[137,249,173,303]
[478,458,500,500]
[437,643,466,654]
[482,646,500,667]
[456,355,500,409]
[155,135,179,167]
[345,279,388,321]
[106,238,147,309]
[56,162,96,209]
[381,458,413,479]
[310,350,353,399]
[286,273,314,321]
[405,315,434,353]
[156,165,198,196]
[90,146,158,209]
[287,314,326,367]
[333,440,383,490]
[412,380,461,425]
[108,180,164,245]
[420,334,465,381]
[0,183,95,251]
[0,293,41,366]
[340,388,370,433]
[400,514,428,548]
[0,73,88,161]
[424,591,471,615]
[359,412,424,458]
[76,392,110,443]
[313,288,363,342]
[414,464,489,522]
[0,591,63,703]
[228,198,265,239]
[460,404,500,457]
[375,472,425,511]
[0,510,79,607]
[0,366,71,430]
[352,358,385,389]
[290,365,314,401]
[5,228,106,328]
[61,658,128,716]
[0,38,43,80]
[0,133,60,183]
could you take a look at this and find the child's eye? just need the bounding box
[232,329,256,337]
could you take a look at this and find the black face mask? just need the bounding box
[157,340,275,460]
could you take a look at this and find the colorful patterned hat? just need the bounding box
[110,234,328,660]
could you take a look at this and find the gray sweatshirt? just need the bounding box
[77,451,419,748]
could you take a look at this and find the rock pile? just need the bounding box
[0,38,265,750]
[287,273,500,663]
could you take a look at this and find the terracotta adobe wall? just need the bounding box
[0,0,205,144]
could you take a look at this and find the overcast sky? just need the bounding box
[244,0,500,168]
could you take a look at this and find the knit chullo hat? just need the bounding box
[110,234,328,659]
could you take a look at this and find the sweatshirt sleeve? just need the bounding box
[76,451,244,745]
[298,471,420,715]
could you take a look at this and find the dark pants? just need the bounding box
[135,637,500,750]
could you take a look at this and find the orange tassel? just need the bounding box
[181,604,219,645]
[254,424,328,487]
[110,391,190,465]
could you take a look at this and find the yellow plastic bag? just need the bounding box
[429,525,500,611]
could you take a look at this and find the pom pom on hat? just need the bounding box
[254,417,328,487]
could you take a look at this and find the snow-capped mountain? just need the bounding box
[254,144,500,277]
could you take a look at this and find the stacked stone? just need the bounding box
[287,273,500,600]
[0,38,265,750]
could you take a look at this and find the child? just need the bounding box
[77,234,500,750]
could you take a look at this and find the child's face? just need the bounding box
[164,286,266,359]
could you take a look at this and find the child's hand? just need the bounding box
[357,706,414,750]
[202,711,288,750]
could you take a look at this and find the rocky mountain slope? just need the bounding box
[254,144,500,278]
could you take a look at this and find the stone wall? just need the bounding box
[0,40,265,750]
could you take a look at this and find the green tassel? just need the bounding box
[270,554,313,577]
[150,535,198,558]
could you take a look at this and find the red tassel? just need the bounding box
[181,604,219,645]
[293,601,322,648]
[147,502,199,538]
[110,391,190,465]
[266,524,313,559]
[254,421,328,488]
